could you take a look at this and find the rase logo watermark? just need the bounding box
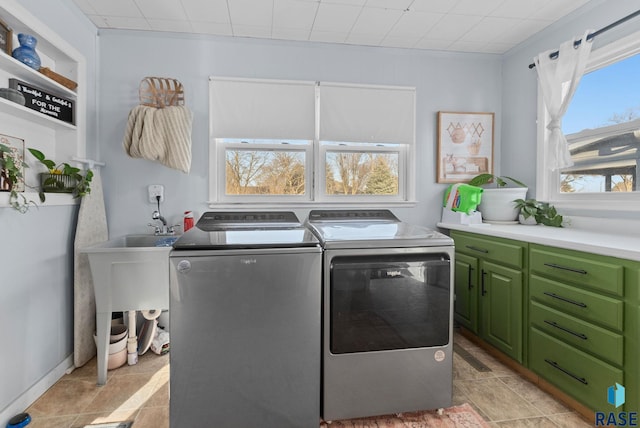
[610,384,626,409]
[595,383,637,426]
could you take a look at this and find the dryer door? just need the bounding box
[329,253,451,354]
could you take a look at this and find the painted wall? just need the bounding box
[97,31,502,232]
[0,0,97,419]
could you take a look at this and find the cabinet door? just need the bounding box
[480,260,523,362]
[454,252,479,333]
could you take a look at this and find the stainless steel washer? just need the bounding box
[169,212,321,427]
[306,209,455,422]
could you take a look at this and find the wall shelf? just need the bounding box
[0,0,86,210]
[0,191,79,207]
[0,51,76,98]
[0,97,76,130]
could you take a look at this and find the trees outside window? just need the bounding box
[325,152,398,195]
[225,149,305,195]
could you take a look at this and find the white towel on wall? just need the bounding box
[73,169,108,368]
[123,105,193,173]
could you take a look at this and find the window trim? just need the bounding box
[215,139,313,203]
[537,29,640,213]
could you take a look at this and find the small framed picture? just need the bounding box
[0,19,12,55]
[436,111,494,183]
[0,133,25,192]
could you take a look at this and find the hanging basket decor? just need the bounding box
[40,172,76,193]
[139,76,184,108]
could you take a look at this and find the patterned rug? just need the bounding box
[319,403,489,427]
[83,423,132,428]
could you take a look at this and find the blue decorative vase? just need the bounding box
[12,33,41,70]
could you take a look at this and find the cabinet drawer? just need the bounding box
[530,301,623,366]
[529,327,623,411]
[452,232,524,269]
[530,275,623,331]
[530,246,623,296]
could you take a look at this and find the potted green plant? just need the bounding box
[468,173,528,222]
[468,174,527,188]
[0,142,37,213]
[512,198,539,225]
[513,198,564,227]
[28,148,93,200]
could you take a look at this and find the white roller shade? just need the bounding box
[319,83,415,144]
[210,77,316,140]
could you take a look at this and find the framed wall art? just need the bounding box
[0,19,12,55]
[437,111,494,183]
[0,133,25,192]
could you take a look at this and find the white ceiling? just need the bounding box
[71,0,591,54]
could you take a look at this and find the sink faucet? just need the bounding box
[152,210,167,226]
[149,210,179,235]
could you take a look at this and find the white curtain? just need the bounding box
[534,30,593,170]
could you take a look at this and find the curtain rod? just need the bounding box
[528,8,640,69]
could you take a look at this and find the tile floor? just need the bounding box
[22,331,592,427]
[24,352,169,428]
[452,333,592,427]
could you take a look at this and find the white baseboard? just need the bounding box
[0,354,74,426]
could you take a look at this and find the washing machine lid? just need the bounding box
[172,211,320,250]
[306,209,453,249]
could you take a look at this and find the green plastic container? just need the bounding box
[443,183,483,214]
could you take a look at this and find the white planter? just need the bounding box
[518,213,538,225]
[478,188,528,222]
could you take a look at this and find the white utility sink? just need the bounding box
[81,234,176,385]
[91,234,179,248]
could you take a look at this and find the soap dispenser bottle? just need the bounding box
[183,211,194,232]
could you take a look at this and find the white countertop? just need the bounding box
[437,221,640,262]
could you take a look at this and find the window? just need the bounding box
[221,139,311,197]
[209,77,415,205]
[538,30,640,209]
[562,53,640,193]
[320,142,403,198]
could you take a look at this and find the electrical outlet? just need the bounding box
[148,184,164,203]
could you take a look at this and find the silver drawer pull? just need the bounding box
[466,245,488,253]
[543,263,587,275]
[544,359,588,385]
[543,320,588,340]
[543,292,587,308]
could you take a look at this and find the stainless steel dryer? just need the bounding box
[169,212,321,428]
[306,209,455,422]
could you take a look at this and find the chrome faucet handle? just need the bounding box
[167,224,182,235]
[147,223,162,235]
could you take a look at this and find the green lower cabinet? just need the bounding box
[452,231,526,363]
[450,233,640,414]
[530,300,623,367]
[530,274,623,331]
[454,252,479,333]
[529,243,637,413]
[480,260,523,363]
[530,327,623,411]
